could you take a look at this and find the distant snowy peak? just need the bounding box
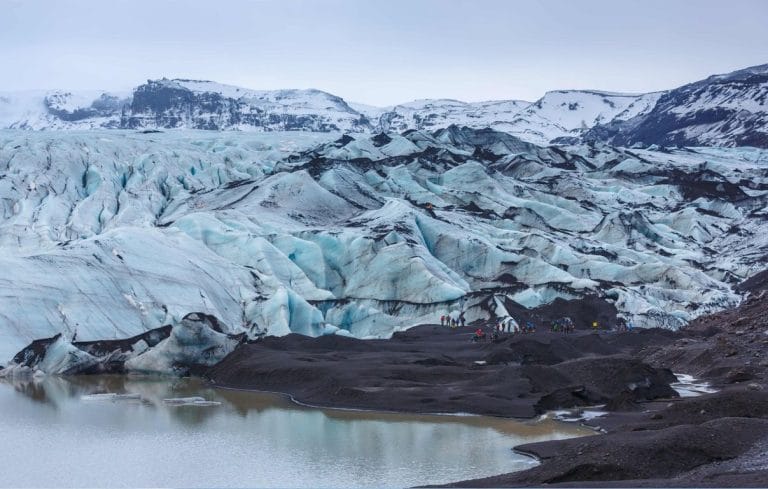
[363,98,532,134]
[0,89,129,129]
[357,90,663,146]
[586,64,768,148]
[0,79,371,133]
[699,63,768,85]
[44,90,130,124]
[499,90,663,145]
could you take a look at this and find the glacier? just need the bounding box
[0,127,766,369]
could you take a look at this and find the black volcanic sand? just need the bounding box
[208,288,768,487]
[207,326,678,419]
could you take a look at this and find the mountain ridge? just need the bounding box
[1,63,767,147]
[585,63,768,148]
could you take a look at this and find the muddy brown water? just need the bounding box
[0,375,592,488]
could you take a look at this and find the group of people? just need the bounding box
[551,317,575,333]
[615,317,635,332]
[496,316,535,334]
[443,311,637,342]
[470,317,535,342]
[440,313,466,328]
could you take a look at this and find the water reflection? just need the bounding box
[0,375,592,488]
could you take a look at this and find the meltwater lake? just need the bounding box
[0,375,591,488]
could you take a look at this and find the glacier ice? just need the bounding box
[81,393,143,402]
[163,397,221,406]
[124,313,244,375]
[0,128,766,369]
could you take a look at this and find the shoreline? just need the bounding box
[206,292,768,487]
[211,382,520,419]
[209,378,606,429]
[205,324,687,486]
[208,380,598,475]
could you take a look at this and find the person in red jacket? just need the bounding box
[472,328,485,342]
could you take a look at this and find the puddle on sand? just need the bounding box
[548,405,608,424]
[672,373,717,397]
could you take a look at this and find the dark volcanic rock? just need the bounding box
[643,291,768,386]
[11,334,64,367]
[74,326,172,357]
[736,267,768,294]
[521,356,677,412]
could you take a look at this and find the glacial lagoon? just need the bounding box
[0,375,591,488]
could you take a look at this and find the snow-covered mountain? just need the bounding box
[0,85,661,145]
[358,98,530,133]
[0,90,131,130]
[491,90,663,145]
[124,79,371,132]
[0,79,371,132]
[1,128,766,370]
[586,64,768,148]
[354,91,664,146]
[1,64,767,147]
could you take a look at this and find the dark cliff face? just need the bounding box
[586,68,768,148]
[130,81,199,114]
[122,80,264,130]
[36,79,373,132]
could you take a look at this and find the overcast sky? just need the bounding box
[2,0,767,106]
